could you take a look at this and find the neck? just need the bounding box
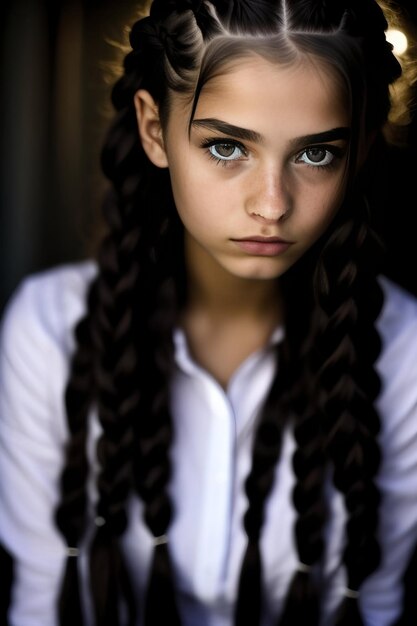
[183,235,283,323]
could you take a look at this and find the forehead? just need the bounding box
[192,54,349,136]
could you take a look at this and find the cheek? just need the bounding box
[171,182,213,235]
[170,170,226,228]
[300,190,343,239]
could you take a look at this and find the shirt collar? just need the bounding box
[173,325,284,375]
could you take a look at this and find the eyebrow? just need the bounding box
[290,127,351,149]
[191,117,350,146]
[192,118,263,143]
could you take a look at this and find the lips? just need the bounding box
[233,236,292,244]
[231,236,294,256]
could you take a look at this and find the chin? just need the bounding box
[225,261,292,281]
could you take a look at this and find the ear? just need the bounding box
[134,89,169,168]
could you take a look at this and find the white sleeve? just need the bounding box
[0,265,93,626]
[359,296,417,625]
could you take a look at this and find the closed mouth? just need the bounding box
[230,237,294,257]
[232,236,293,244]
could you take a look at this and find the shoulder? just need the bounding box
[378,275,417,350]
[0,260,97,442]
[376,275,417,460]
[0,260,97,359]
[367,278,417,614]
[377,274,417,391]
[377,274,417,368]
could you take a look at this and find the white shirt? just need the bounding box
[1,261,417,626]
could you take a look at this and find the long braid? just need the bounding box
[233,197,384,626]
[126,11,187,622]
[233,251,328,626]
[281,408,326,626]
[74,6,195,623]
[88,187,141,624]
[55,290,96,626]
[55,16,170,621]
[274,255,327,626]
[83,42,156,618]
[87,25,180,619]
[312,199,384,624]
[134,233,182,625]
[234,344,290,626]
[277,200,384,626]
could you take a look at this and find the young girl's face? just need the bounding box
[160,54,350,281]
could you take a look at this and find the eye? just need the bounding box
[213,143,240,158]
[296,145,343,169]
[201,139,248,165]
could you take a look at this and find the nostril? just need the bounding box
[250,207,290,223]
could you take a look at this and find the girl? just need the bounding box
[1,0,417,624]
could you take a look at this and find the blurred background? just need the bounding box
[1,0,417,315]
[0,0,147,314]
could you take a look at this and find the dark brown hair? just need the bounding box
[54,1,410,625]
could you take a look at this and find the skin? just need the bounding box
[135,54,351,386]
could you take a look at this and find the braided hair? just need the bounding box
[55,1,406,624]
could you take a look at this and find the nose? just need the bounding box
[246,166,291,224]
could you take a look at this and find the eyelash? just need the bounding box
[200,138,345,170]
[296,145,344,171]
[200,138,248,167]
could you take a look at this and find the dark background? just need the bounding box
[1,0,417,315]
